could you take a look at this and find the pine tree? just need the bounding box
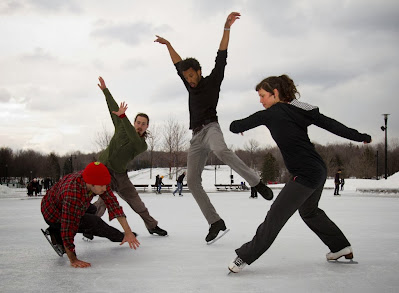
[261,153,279,183]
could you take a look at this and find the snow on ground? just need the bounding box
[1,166,399,292]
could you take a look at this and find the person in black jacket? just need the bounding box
[228,74,372,273]
[334,169,342,195]
[173,172,186,196]
[155,12,273,244]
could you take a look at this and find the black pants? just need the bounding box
[236,179,351,265]
[45,204,124,246]
[334,184,340,195]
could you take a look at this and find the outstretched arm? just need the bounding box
[219,12,241,51]
[154,35,182,65]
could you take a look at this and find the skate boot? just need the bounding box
[326,246,353,260]
[205,219,227,243]
[254,181,273,200]
[82,233,94,241]
[148,225,168,236]
[228,256,247,273]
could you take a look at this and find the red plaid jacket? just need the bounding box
[41,171,125,252]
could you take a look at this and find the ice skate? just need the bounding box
[148,225,168,236]
[228,256,247,273]
[326,246,354,261]
[254,182,273,200]
[205,219,227,243]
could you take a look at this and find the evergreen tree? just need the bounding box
[261,153,279,183]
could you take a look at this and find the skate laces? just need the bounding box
[234,257,245,267]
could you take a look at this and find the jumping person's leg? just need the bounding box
[187,130,221,225]
[235,180,314,265]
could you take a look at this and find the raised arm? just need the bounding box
[219,12,241,51]
[154,35,182,65]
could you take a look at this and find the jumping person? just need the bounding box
[41,161,140,268]
[228,75,371,273]
[92,77,167,237]
[154,12,273,243]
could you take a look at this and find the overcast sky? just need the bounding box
[1,0,398,156]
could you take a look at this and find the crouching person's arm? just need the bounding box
[117,216,140,249]
[65,246,91,268]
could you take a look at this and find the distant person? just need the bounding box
[155,12,273,244]
[334,169,342,196]
[250,187,258,198]
[240,182,250,190]
[41,162,140,268]
[157,176,164,194]
[92,76,167,237]
[228,74,371,273]
[340,177,345,191]
[173,172,186,196]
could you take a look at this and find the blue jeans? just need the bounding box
[173,182,183,195]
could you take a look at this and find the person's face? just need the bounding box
[89,184,107,195]
[258,88,279,109]
[182,68,202,88]
[134,116,149,136]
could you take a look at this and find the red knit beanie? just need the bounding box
[82,162,111,185]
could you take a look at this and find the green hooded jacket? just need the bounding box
[99,88,147,173]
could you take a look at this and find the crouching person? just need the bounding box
[41,161,140,268]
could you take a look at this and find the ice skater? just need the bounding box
[41,162,139,268]
[92,77,167,237]
[228,75,371,273]
[155,12,273,244]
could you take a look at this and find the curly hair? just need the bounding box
[255,74,300,103]
[179,57,202,72]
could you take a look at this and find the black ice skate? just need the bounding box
[254,181,273,200]
[205,219,229,244]
[148,225,168,236]
[41,228,65,257]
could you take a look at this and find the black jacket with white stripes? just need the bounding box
[230,99,371,189]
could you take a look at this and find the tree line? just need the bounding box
[1,117,398,184]
[1,140,398,185]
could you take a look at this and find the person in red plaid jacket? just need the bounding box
[41,161,140,268]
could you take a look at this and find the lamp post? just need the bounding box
[380,114,390,180]
[5,164,8,186]
[376,150,379,180]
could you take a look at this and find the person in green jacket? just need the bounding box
[92,76,167,236]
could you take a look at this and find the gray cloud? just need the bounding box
[0,0,81,14]
[0,88,12,103]
[19,48,57,63]
[91,22,171,46]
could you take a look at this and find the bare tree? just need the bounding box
[244,139,260,170]
[93,123,113,152]
[162,117,188,179]
[147,125,159,179]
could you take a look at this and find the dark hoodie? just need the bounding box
[230,99,371,188]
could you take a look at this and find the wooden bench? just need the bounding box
[215,184,246,191]
[134,184,149,191]
[151,184,173,191]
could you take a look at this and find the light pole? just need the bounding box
[376,150,379,180]
[381,114,390,180]
[5,164,8,186]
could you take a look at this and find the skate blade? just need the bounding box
[206,229,230,245]
[327,259,358,264]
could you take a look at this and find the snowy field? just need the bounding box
[1,166,399,293]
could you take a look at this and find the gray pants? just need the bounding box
[187,122,260,225]
[236,178,351,265]
[93,169,158,230]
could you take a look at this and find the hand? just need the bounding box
[120,232,140,250]
[225,12,241,29]
[70,258,91,268]
[112,102,128,116]
[154,35,169,45]
[98,76,106,90]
